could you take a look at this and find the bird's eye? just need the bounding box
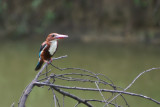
[52,35,55,37]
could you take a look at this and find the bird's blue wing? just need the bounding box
[39,43,47,58]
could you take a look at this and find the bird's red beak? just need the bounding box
[54,34,68,39]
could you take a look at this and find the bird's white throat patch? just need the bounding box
[49,40,57,55]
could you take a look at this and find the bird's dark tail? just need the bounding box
[35,61,43,71]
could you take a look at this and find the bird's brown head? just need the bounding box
[46,33,68,42]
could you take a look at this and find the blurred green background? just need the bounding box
[0,0,160,107]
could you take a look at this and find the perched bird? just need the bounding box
[35,33,68,71]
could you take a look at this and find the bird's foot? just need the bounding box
[44,60,51,64]
[44,59,53,64]
[49,58,53,63]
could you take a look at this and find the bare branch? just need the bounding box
[11,102,15,107]
[51,85,93,107]
[18,55,160,107]
[95,81,107,103]
[18,55,67,107]
[51,88,60,107]
[104,67,160,106]
[34,81,160,104]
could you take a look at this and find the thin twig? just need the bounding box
[18,55,160,107]
[85,99,121,107]
[104,67,160,106]
[11,102,15,107]
[34,81,160,105]
[51,86,92,107]
[95,81,106,103]
[74,102,80,107]
[51,88,61,107]
[18,55,67,107]
[39,69,51,76]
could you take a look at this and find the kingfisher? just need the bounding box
[35,33,68,71]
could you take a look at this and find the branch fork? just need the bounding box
[18,55,160,107]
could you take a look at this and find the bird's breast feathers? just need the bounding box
[49,40,58,55]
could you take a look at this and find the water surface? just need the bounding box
[0,41,160,107]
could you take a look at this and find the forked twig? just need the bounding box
[104,67,160,107]
[18,55,160,107]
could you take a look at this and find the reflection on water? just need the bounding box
[0,41,160,107]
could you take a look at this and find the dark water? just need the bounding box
[0,41,160,107]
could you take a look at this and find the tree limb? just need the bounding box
[18,55,160,107]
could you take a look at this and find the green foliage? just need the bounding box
[0,0,7,23]
[64,0,73,9]
[31,0,43,9]
[16,22,27,36]
[0,0,160,41]
[0,1,7,13]
[35,27,44,34]
[1,42,160,107]
[134,0,148,7]
[45,10,56,21]
[134,0,141,6]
